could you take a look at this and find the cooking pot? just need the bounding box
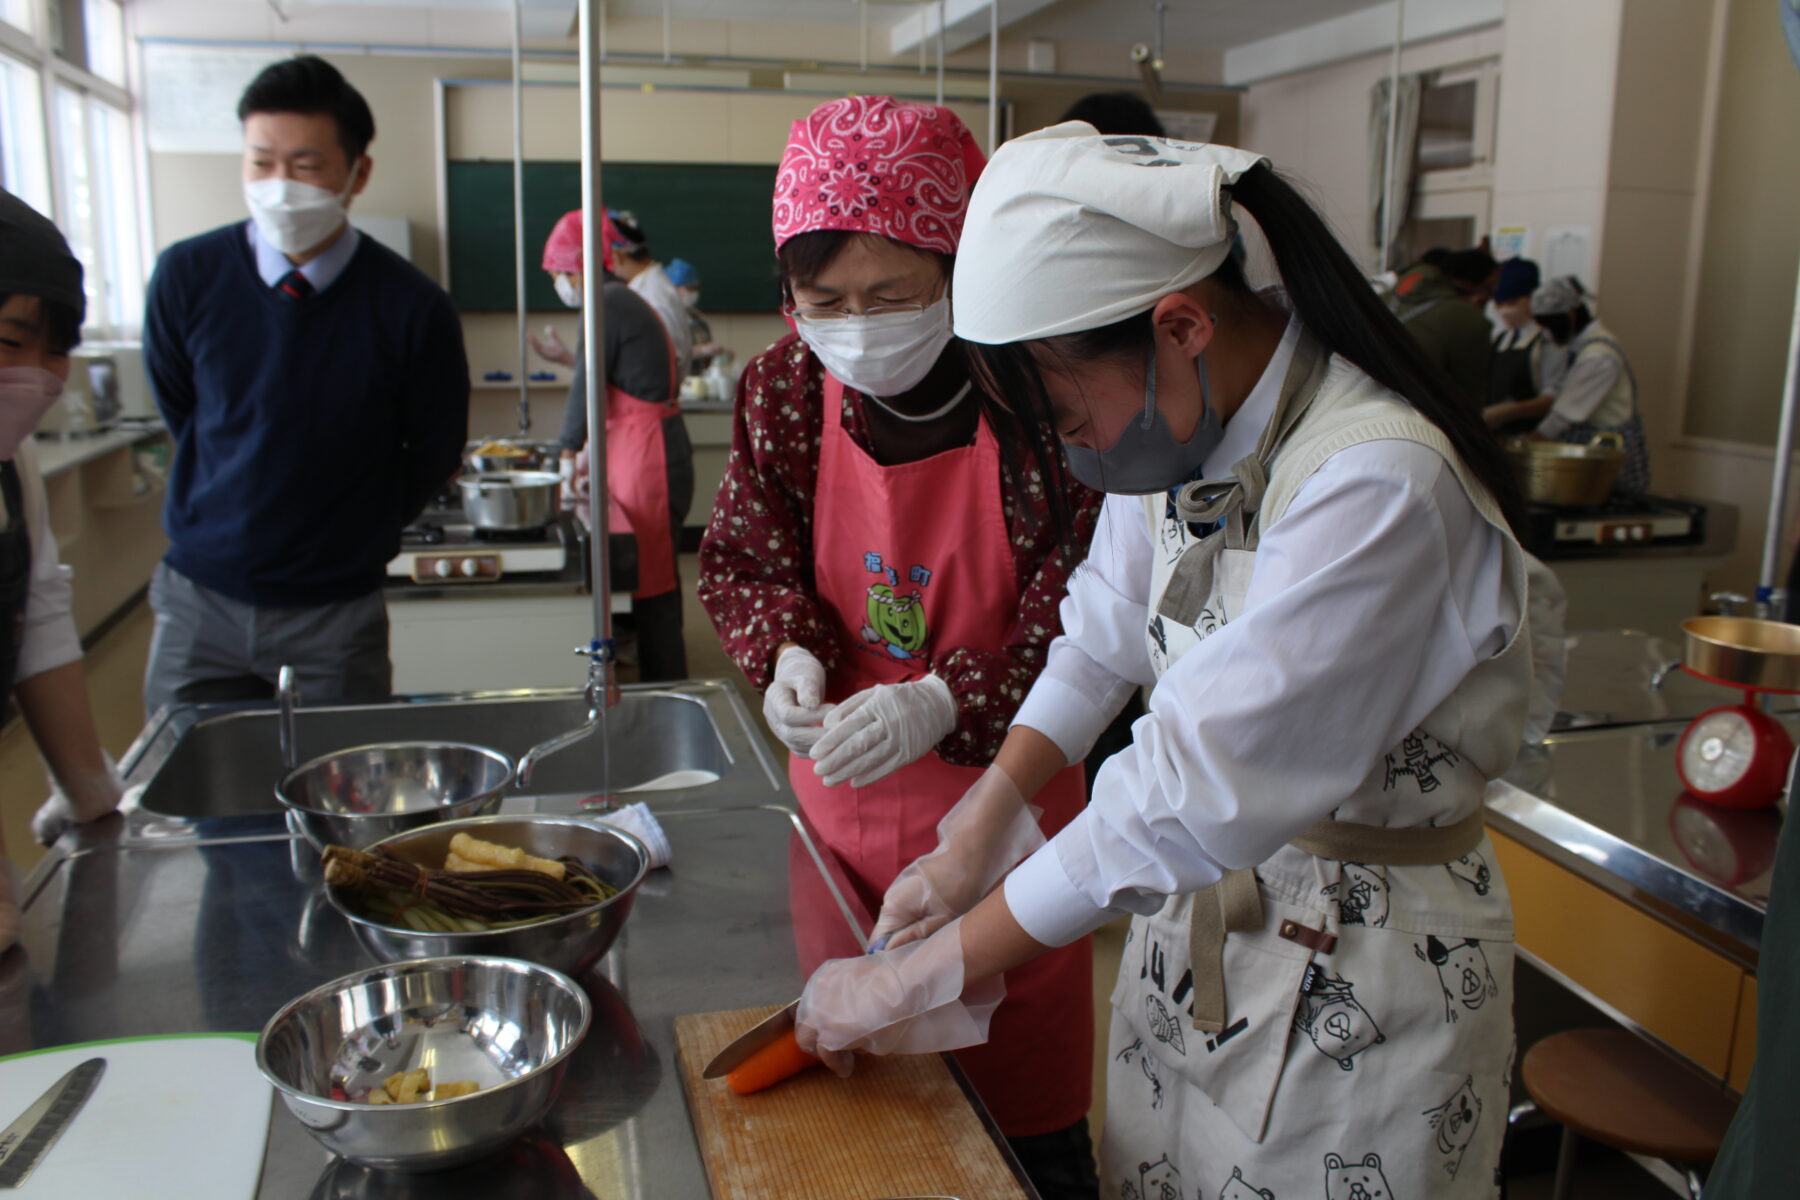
[465,439,553,474]
[460,471,561,530]
[1505,432,1626,507]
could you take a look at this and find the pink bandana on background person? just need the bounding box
[540,209,617,276]
[772,94,987,255]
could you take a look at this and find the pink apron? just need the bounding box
[788,373,1093,1137]
[604,383,677,599]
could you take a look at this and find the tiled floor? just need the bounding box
[0,568,1689,1195]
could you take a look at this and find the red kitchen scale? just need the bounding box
[1673,616,1800,808]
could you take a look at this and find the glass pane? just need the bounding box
[1417,78,1477,171]
[90,98,142,334]
[52,84,99,324]
[82,0,124,85]
[1394,215,1475,275]
[0,0,33,35]
[0,54,52,216]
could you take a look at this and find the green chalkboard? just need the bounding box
[445,160,780,312]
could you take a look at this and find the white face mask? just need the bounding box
[243,169,358,257]
[554,276,583,309]
[795,296,954,399]
[0,366,64,460]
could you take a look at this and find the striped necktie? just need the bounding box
[275,269,314,301]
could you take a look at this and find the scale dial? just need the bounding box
[1675,704,1793,809]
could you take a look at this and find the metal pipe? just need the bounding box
[987,0,998,153]
[511,0,530,434]
[936,0,945,105]
[278,665,300,772]
[578,0,616,692]
[1379,0,1404,273]
[860,1,868,74]
[1757,255,1800,615]
[662,0,671,65]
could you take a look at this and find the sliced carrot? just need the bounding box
[725,1028,821,1095]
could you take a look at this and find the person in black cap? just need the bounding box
[1488,257,1543,413]
[0,187,127,951]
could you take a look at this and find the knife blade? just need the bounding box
[701,1002,798,1079]
[0,1057,106,1189]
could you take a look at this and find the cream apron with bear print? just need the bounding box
[1104,334,1529,1200]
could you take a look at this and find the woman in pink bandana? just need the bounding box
[697,97,1103,1196]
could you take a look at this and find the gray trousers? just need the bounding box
[144,562,392,714]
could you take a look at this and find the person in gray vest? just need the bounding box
[1387,247,1497,414]
[0,189,127,951]
[1483,276,1650,495]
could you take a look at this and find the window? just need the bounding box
[80,0,122,85]
[53,83,145,337]
[1414,61,1498,193]
[0,0,32,36]
[0,53,52,215]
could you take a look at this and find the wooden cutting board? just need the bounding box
[676,1006,1031,1200]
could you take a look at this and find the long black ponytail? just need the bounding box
[968,162,1525,537]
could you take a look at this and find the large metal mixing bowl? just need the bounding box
[1681,616,1800,692]
[277,742,515,851]
[257,956,591,1171]
[328,814,648,977]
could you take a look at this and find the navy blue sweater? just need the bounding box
[144,223,468,606]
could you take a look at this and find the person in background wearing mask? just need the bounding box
[1387,246,1498,414]
[603,212,694,386]
[791,125,1533,1199]
[1483,276,1650,494]
[535,210,692,681]
[1488,257,1543,416]
[0,190,128,949]
[140,56,467,710]
[697,97,1103,1198]
[663,257,724,376]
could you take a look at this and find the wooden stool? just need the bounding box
[1519,1029,1739,1199]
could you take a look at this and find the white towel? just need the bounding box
[589,801,671,870]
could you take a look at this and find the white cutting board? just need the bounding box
[0,1034,271,1198]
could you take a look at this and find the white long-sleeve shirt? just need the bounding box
[629,262,694,384]
[1005,328,1520,947]
[9,440,82,681]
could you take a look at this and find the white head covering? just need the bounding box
[951,122,1268,345]
[1529,275,1587,317]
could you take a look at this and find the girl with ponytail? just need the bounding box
[791,125,1533,1200]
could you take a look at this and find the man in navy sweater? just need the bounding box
[142,56,467,710]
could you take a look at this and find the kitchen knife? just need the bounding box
[0,1057,106,1189]
[702,1002,798,1080]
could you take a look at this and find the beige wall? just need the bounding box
[1239,26,1503,271]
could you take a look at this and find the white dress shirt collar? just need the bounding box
[246,219,362,294]
[1198,313,1302,479]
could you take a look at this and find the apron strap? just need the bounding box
[1155,332,1331,630]
[1185,806,1487,1033]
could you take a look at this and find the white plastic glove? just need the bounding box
[559,451,585,512]
[527,325,576,367]
[763,645,836,756]
[810,675,957,788]
[795,916,1004,1077]
[33,753,127,846]
[873,765,1045,950]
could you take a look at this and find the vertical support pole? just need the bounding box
[578,0,615,682]
[988,0,999,154]
[511,0,530,434]
[1379,0,1405,273]
[936,0,946,105]
[1758,255,1800,615]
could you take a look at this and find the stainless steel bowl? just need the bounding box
[459,471,561,530]
[257,955,591,1171]
[327,814,648,977]
[1681,616,1800,692]
[277,742,515,852]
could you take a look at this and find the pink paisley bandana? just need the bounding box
[541,209,618,275]
[772,95,986,255]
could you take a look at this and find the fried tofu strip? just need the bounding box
[446,833,566,881]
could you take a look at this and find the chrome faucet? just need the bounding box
[278,665,301,772]
[517,644,614,788]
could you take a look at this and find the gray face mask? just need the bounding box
[1063,346,1223,495]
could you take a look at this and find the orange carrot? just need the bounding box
[725,1028,821,1095]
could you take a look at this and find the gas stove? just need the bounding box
[389,513,573,583]
[1525,495,1708,560]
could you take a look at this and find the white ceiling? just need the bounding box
[599,0,1385,52]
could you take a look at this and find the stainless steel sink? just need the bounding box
[128,683,778,823]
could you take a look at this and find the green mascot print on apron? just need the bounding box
[1104,332,1532,1200]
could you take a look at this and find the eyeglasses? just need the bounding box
[786,301,930,326]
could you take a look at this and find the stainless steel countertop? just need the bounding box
[4,681,1027,1197]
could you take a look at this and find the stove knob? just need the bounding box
[1613,527,1630,543]
[433,559,454,578]
[461,559,480,578]
[1632,525,1648,541]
